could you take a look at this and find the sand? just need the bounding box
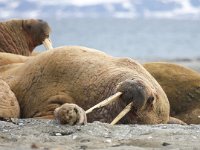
[0,119,200,150]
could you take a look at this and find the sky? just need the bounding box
[0,0,200,19]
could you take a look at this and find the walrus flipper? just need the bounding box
[54,103,87,125]
[0,52,29,66]
[31,94,87,125]
[0,79,20,120]
[167,117,186,125]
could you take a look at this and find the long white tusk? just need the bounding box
[110,102,133,125]
[43,38,53,50]
[86,92,122,114]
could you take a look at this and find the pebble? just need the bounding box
[55,133,62,136]
[72,135,78,140]
[18,122,24,126]
[105,139,112,143]
[162,142,171,146]
[192,136,197,139]
[2,129,8,132]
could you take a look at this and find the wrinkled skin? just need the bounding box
[0,46,172,125]
[0,19,51,56]
[144,62,200,124]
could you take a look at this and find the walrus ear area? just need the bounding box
[145,96,155,111]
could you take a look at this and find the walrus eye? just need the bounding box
[147,96,154,105]
[38,19,43,22]
[27,25,32,30]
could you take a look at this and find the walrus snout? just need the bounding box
[22,19,52,50]
[116,79,152,111]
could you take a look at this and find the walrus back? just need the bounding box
[6,46,169,123]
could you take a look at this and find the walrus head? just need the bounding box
[0,19,52,56]
[115,79,169,124]
[22,19,52,52]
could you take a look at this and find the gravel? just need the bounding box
[0,119,200,150]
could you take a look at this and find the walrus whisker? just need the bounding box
[43,38,53,50]
[85,92,122,114]
[110,102,133,125]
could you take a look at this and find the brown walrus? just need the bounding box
[0,52,29,66]
[144,62,200,124]
[0,79,19,119]
[0,46,184,125]
[0,19,52,56]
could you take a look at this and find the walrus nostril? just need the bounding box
[147,96,154,104]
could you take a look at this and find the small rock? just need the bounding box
[55,133,62,136]
[31,143,39,149]
[80,145,87,150]
[105,139,112,143]
[192,136,197,139]
[72,135,78,140]
[18,122,24,126]
[2,129,8,132]
[162,142,171,146]
[162,126,167,129]
[80,139,90,143]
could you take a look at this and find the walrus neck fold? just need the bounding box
[0,20,30,55]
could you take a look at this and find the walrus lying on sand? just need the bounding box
[144,62,200,124]
[0,19,52,57]
[0,46,183,125]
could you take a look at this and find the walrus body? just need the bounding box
[0,19,51,56]
[144,62,200,124]
[0,46,170,125]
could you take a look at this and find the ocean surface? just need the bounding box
[38,18,200,60]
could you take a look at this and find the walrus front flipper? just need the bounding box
[54,103,87,125]
[167,117,186,125]
[0,52,29,66]
[0,79,20,120]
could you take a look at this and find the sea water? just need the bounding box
[40,18,200,60]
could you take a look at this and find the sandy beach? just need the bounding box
[0,119,200,150]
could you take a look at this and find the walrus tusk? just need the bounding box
[86,92,122,114]
[43,38,53,50]
[110,102,133,125]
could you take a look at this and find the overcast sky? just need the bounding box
[0,0,200,19]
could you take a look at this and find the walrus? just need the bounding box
[143,62,200,124]
[0,52,29,66]
[0,79,19,119]
[0,19,52,56]
[0,46,184,125]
